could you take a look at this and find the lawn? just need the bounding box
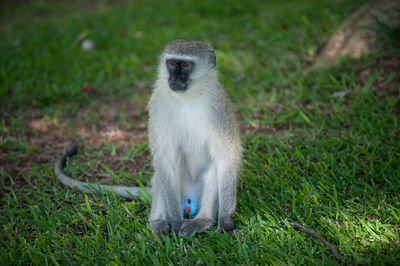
[1,0,399,264]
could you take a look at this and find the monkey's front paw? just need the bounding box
[217,216,234,233]
[178,218,214,236]
[150,219,170,238]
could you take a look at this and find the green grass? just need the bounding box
[1,0,400,264]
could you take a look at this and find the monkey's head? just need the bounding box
[159,39,217,92]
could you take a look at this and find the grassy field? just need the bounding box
[1,0,399,264]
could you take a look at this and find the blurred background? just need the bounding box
[1,0,399,264]
[1,0,378,109]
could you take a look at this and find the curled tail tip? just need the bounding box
[55,142,79,174]
[65,143,79,157]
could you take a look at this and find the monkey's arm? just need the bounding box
[216,154,240,232]
[54,143,151,199]
[210,96,242,232]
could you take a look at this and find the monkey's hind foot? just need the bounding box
[150,219,170,238]
[217,215,235,233]
[178,218,214,236]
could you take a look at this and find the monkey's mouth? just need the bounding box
[168,77,189,91]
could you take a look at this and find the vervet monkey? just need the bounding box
[55,40,242,236]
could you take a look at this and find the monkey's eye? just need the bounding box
[168,60,176,67]
[182,62,190,68]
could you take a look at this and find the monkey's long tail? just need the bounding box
[54,143,151,199]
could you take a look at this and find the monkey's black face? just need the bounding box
[166,59,195,91]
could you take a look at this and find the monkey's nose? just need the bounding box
[168,76,188,91]
[184,206,191,214]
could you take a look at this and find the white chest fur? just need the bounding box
[155,94,211,181]
[175,98,211,174]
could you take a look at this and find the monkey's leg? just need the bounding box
[178,165,217,236]
[154,162,184,233]
[149,176,170,237]
[216,160,239,233]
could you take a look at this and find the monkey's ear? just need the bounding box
[209,50,216,67]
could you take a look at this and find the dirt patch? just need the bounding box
[0,97,149,191]
[355,53,400,99]
[0,132,71,191]
[71,98,148,146]
[239,119,289,136]
[313,0,400,68]
[366,214,380,221]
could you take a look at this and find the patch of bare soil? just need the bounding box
[0,0,130,26]
[237,100,290,137]
[0,97,149,190]
[355,53,400,99]
[239,119,289,136]
[313,0,400,68]
[71,97,148,146]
